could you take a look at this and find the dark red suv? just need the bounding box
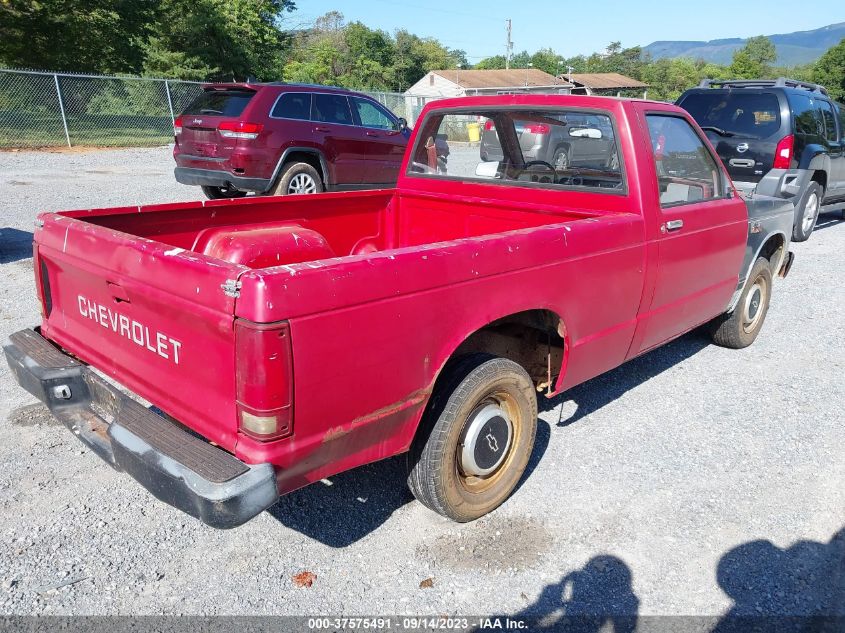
[173,83,411,199]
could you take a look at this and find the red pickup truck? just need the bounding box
[5,95,795,528]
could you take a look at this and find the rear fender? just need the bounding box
[267,147,331,191]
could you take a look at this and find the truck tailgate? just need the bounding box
[34,211,249,452]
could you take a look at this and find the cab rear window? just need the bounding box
[182,90,255,117]
[679,92,781,139]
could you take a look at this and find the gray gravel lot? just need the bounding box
[0,146,843,619]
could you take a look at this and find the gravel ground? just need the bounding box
[0,146,843,619]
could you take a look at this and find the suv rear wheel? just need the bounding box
[201,185,247,200]
[272,162,324,196]
[792,182,823,242]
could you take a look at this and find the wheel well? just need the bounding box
[759,233,785,276]
[811,170,827,192]
[280,151,325,184]
[451,309,565,392]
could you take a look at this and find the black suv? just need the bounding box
[677,78,845,241]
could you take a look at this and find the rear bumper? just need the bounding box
[3,329,279,529]
[174,167,271,193]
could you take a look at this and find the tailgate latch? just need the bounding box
[221,279,242,298]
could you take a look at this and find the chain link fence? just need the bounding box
[0,68,435,149]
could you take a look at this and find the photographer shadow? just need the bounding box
[509,555,639,632]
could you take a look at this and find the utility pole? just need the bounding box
[505,19,513,70]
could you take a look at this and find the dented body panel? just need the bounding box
[5,95,790,526]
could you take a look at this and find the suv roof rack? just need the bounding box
[697,77,829,96]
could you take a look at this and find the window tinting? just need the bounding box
[790,94,823,136]
[312,94,353,125]
[679,92,781,139]
[351,97,396,129]
[645,114,721,206]
[271,92,311,120]
[837,103,845,141]
[819,100,837,141]
[183,90,254,117]
[407,109,624,193]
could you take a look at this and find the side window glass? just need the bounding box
[645,114,722,206]
[837,103,845,141]
[313,94,353,125]
[791,94,822,136]
[271,92,311,120]
[819,101,837,141]
[352,97,396,129]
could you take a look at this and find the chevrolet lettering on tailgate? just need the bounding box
[77,295,182,364]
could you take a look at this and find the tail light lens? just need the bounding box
[484,120,495,131]
[523,123,549,134]
[218,121,263,140]
[173,116,183,136]
[773,134,794,169]
[34,247,52,318]
[235,319,293,441]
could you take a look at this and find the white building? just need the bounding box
[405,68,573,98]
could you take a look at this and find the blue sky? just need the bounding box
[290,1,835,60]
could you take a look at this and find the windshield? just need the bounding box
[679,92,781,140]
[182,89,255,117]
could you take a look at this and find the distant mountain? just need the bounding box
[643,22,845,66]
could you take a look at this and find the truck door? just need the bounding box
[632,110,748,354]
[821,100,845,197]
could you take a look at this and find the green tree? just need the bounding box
[143,0,296,81]
[0,0,156,74]
[729,35,777,78]
[812,38,845,100]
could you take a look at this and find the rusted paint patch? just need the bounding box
[321,387,431,444]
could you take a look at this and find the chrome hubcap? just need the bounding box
[459,403,513,478]
[801,192,819,232]
[742,280,766,332]
[288,173,317,194]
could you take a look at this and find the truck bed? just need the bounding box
[70,189,602,268]
[36,188,634,462]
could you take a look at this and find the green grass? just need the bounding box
[0,112,174,148]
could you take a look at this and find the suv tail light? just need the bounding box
[484,120,495,131]
[235,319,293,441]
[173,116,183,136]
[523,124,549,134]
[773,134,794,169]
[218,120,263,140]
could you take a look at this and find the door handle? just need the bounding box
[314,126,330,133]
[663,219,684,232]
[365,131,378,137]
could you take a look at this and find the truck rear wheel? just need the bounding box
[709,257,772,349]
[407,354,537,522]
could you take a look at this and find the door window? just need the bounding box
[819,101,837,141]
[351,97,396,129]
[791,94,823,136]
[645,114,722,206]
[313,94,353,125]
[271,92,312,120]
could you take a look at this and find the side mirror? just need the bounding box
[569,127,603,139]
[475,161,499,178]
[396,117,408,132]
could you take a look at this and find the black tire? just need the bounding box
[407,354,538,522]
[201,185,247,200]
[272,162,323,196]
[552,146,570,171]
[710,257,772,349]
[792,181,823,242]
